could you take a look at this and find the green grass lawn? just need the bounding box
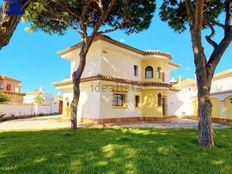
[0,128,232,174]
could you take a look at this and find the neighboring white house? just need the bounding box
[24,87,55,105]
[0,87,63,117]
[54,35,179,123]
[168,69,232,120]
[23,87,63,114]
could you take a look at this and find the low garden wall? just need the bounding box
[0,103,59,117]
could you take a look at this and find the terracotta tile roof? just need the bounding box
[168,61,180,68]
[213,69,232,81]
[59,35,173,60]
[26,89,52,96]
[143,50,172,58]
[0,75,21,83]
[175,79,195,89]
[175,69,232,88]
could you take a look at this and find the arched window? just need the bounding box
[157,67,161,79]
[158,93,162,107]
[145,66,153,78]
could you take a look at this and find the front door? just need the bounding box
[59,100,63,113]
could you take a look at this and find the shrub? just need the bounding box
[0,93,9,103]
[33,95,45,105]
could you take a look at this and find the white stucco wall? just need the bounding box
[66,40,175,82]
[168,86,196,116]
[24,93,55,105]
[70,47,102,78]
[62,81,101,121]
[35,104,59,114]
[99,81,142,118]
[162,65,171,83]
[168,74,232,117]
[100,44,142,81]
[211,76,232,92]
[23,95,35,104]
[69,43,142,81]
[0,104,33,116]
[0,103,59,117]
[61,81,142,120]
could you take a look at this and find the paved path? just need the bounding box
[0,116,228,131]
[0,116,70,131]
[116,119,228,129]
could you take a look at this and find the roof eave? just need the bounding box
[58,35,173,60]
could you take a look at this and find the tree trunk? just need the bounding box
[70,77,81,129]
[196,80,214,147]
[0,0,31,49]
[185,8,215,146]
[194,51,214,148]
[0,1,20,49]
[70,40,88,129]
[184,0,232,148]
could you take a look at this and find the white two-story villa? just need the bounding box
[54,35,179,123]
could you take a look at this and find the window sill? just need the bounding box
[112,105,127,109]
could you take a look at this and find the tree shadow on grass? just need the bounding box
[0,128,231,174]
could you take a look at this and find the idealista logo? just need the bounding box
[6,0,25,15]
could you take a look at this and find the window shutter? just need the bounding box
[162,72,165,82]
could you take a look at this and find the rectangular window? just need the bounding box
[6,84,11,91]
[134,65,138,76]
[157,67,161,79]
[0,83,4,89]
[135,95,140,107]
[113,94,125,106]
[15,86,20,92]
[162,72,165,82]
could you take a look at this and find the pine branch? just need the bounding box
[211,21,225,29]
[207,0,232,71]
[99,18,129,34]
[205,24,218,49]
[207,29,232,73]
[53,0,81,20]
[88,0,117,47]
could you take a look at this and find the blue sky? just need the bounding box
[0,2,231,94]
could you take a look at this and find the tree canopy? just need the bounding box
[159,0,225,33]
[23,0,155,36]
[34,95,45,105]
